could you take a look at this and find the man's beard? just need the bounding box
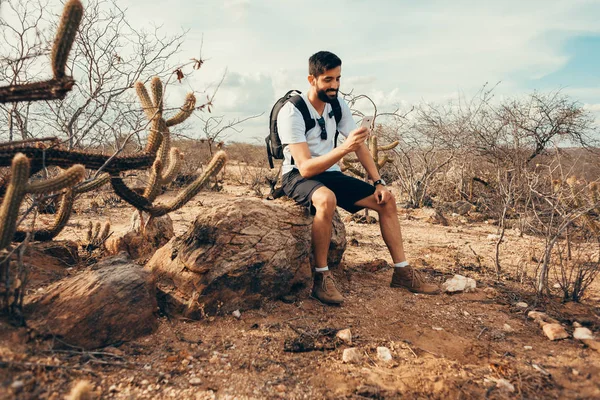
[317,88,338,103]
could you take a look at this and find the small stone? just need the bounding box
[553,283,561,289]
[342,347,362,363]
[11,381,24,391]
[503,323,514,333]
[376,347,393,362]
[487,234,501,241]
[143,364,151,370]
[442,274,476,293]
[181,359,190,366]
[432,327,444,331]
[336,329,352,344]
[189,377,202,386]
[491,378,515,392]
[572,369,580,376]
[515,302,528,308]
[523,346,533,350]
[275,384,286,393]
[141,380,149,385]
[463,311,470,316]
[542,323,569,341]
[109,384,119,393]
[574,327,594,340]
[232,310,241,319]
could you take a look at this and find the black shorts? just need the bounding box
[282,169,376,214]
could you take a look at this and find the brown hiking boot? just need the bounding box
[390,266,440,295]
[312,271,344,305]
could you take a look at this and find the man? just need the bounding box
[278,51,439,305]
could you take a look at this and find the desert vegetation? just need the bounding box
[0,1,599,399]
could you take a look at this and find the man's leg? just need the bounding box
[311,187,344,304]
[354,193,440,294]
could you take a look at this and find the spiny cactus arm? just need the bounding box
[91,222,101,241]
[98,221,111,243]
[74,173,110,194]
[150,77,164,117]
[160,148,183,184]
[0,146,156,173]
[143,159,163,202]
[86,221,93,242]
[149,151,227,217]
[51,0,84,79]
[144,125,164,154]
[13,189,76,242]
[166,93,196,127]
[110,175,154,213]
[157,126,171,168]
[0,154,30,250]
[378,141,399,151]
[135,81,157,121]
[377,155,391,170]
[25,165,85,194]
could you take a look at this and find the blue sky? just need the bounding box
[7,0,600,142]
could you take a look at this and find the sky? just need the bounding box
[7,0,600,143]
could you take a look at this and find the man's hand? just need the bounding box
[342,126,369,153]
[375,185,392,205]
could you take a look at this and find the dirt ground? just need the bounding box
[1,174,599,399]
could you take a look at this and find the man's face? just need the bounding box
[311,66,341,103]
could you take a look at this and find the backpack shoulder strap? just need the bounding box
[288,95,315,133]
[329,97,342,125]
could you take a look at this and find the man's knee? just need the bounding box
[381,192,397,214]
[312,188,336,214]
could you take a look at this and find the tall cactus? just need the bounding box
[134,77,195,201]
[0,154,85,250]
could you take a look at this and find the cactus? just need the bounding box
[12,172,111,242]
[51,0,84,79]
[0,154,85,250]
[111,151,227,217]
[82,220,111,253]
[133,77,196,200]
[341,135,398,178]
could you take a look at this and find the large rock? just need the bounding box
[146,198,346,318]
[26,253,157,349]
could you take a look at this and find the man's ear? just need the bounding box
[307,74,316,87]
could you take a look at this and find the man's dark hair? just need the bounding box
[309,51,342,77]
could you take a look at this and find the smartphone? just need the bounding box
[361,116,374,130]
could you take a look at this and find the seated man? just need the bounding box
[277,50,440,305]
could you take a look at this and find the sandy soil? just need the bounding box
[1,177,599,399]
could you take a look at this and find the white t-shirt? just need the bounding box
[277,92,356,176]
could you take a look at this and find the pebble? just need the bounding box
[141,380,149,385]
[574,327,594,340]
[275,384,286,393]
[342,347,362,363]
[524,346,533,350]
[109,384,119,393]
[432,327,444,331]
[232,310,242,319]
[11,381,24,391]
[336,329,352,344]
[515,302,528,308]
[377,347,393,362]
[189,377,202,386]
[503,323,514,333]
[542,323,569,341]
[143,364,151,370]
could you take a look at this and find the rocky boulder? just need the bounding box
[26,253,157,349]
[146,197,346,318]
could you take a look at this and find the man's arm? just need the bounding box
[355,142,381,182]
[289,126,369,178]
